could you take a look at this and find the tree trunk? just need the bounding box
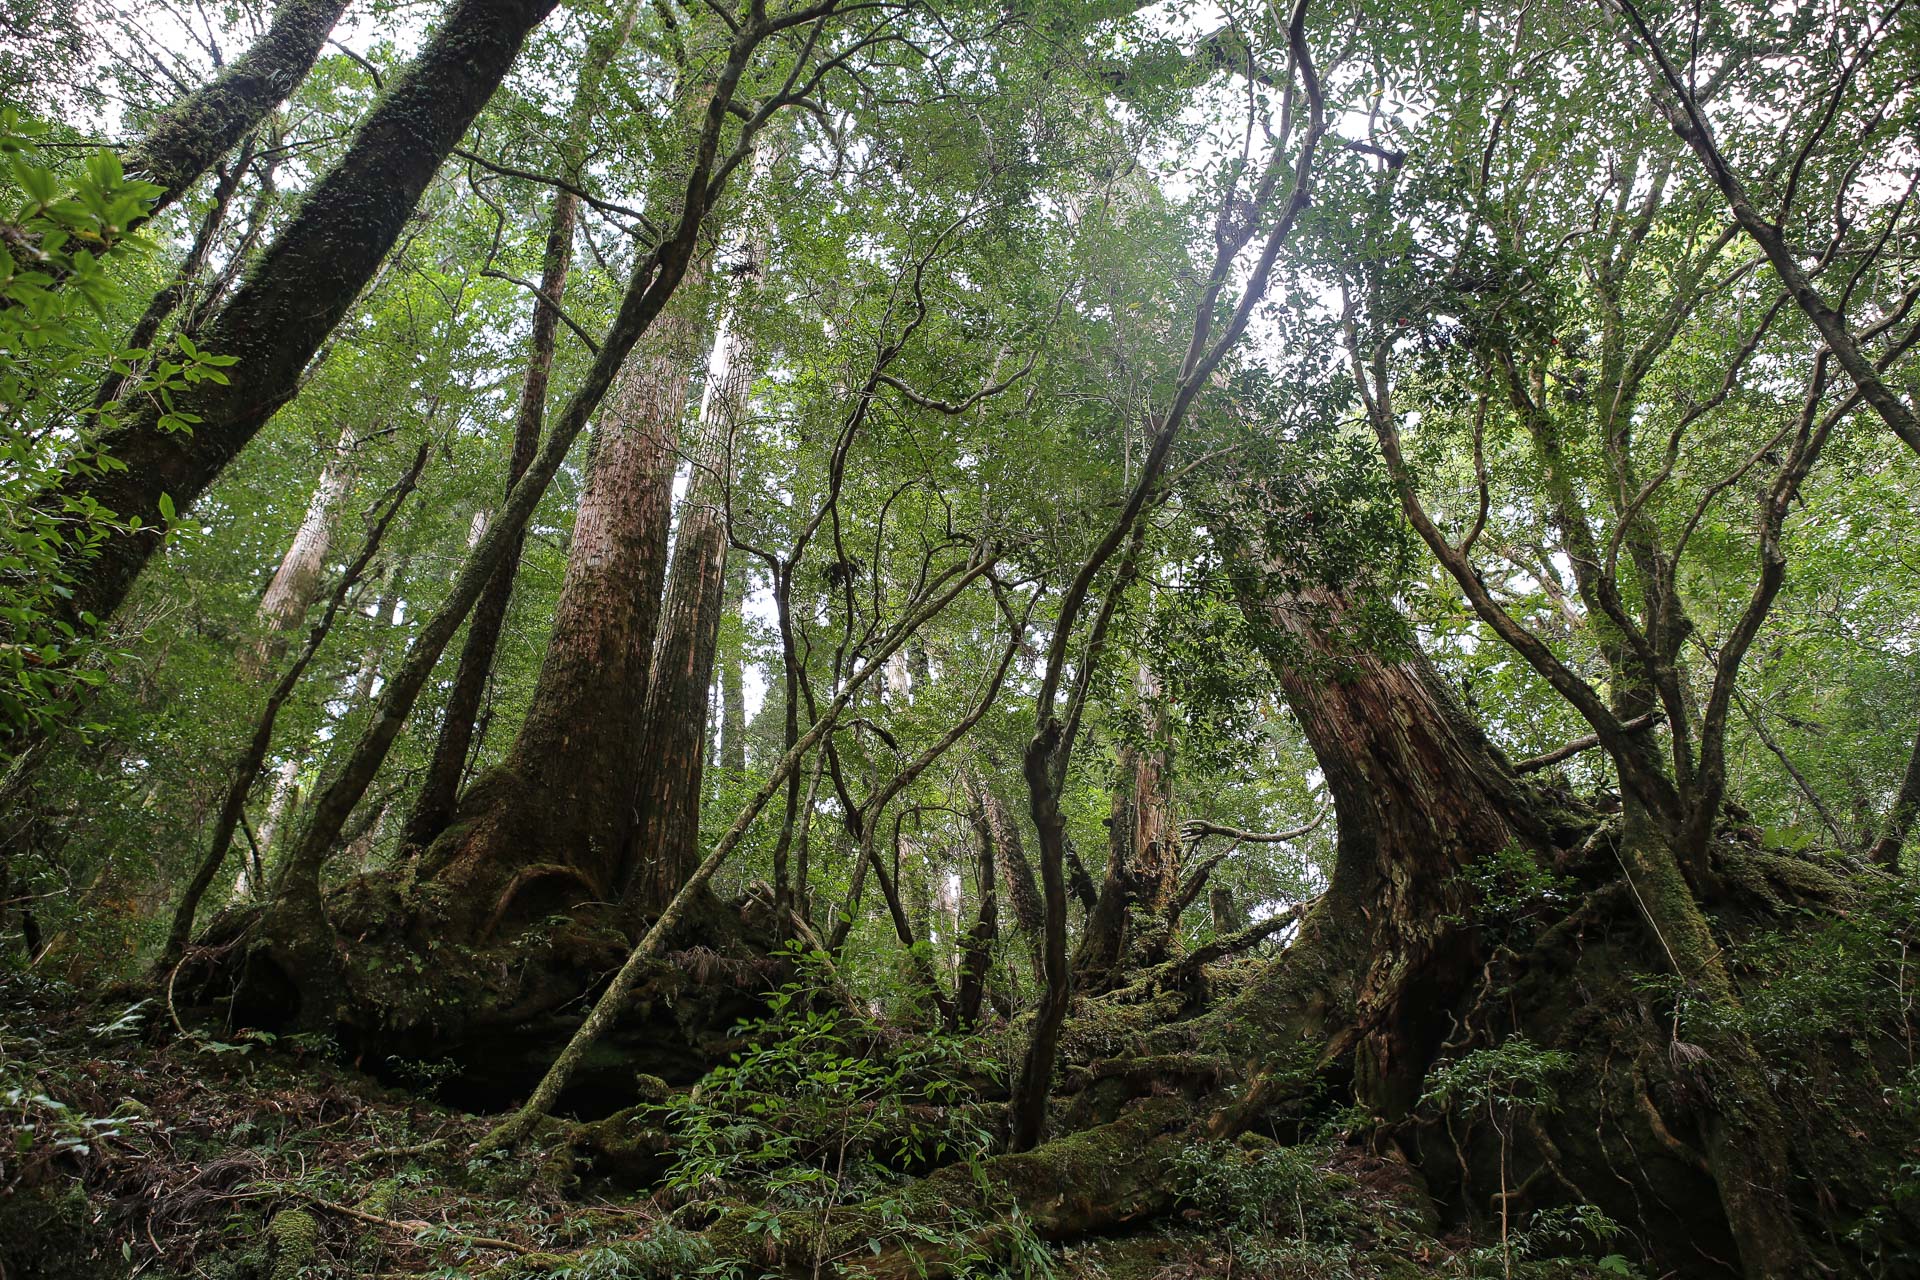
[719,563,749,779]
[419,274,706,923]
[1208,882,1244,933]
[1241,583,1541,1117]
[622,181,770,916]
[953,793,1000,1028]
[347,554,408,707]
[1073,667,1177,992]
[1613,800,1815,1279]
[966,761,1042,937]
[119,0,349,221]
[244,425,356,677]
[1226,574,1818,1278]
[402,3,642,851]
[49,0,559,630]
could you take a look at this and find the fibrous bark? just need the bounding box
[1239,581,1540,1116]
[964,761,1041,936]
[623,158,772,917]
[420,276,706,922]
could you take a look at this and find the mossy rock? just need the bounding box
[265,1208,319,1280]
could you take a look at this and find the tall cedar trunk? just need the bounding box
[403,5,643,850]
[1245,584,1541,1117]
[48,0,558,630]
[246,18,777,1032]
[419,273,706,919]
[243,425,356,677]
[719,562,749,778]
[1074,667,1177,991]
[118,0,349,220]
[622,190,768,916]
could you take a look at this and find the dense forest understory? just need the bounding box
[2,0,1917,1277]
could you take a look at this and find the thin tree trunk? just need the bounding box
[966,761,1041,936]
[234,759,298,900]
[348,553,408,707]
[93,137,255,411]
[48,0,560,630]
[1208,883,1244,933]
[160,445,425,970]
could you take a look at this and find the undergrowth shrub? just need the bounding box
[645,943,1051,1276]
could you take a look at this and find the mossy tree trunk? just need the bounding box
[119,0,348,216]
[49,0,560,631]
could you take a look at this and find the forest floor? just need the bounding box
[0,969,1649,1280]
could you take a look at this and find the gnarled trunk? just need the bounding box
[1239,583,1542,1117]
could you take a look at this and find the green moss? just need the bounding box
[265,1208,319,1280]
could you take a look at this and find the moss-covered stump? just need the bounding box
[190,878,782,1120]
